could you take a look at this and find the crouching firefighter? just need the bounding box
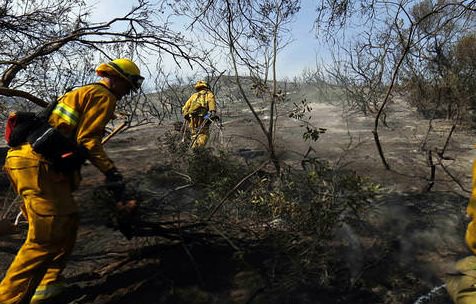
[0,58,144,304]
[182,80,217,148]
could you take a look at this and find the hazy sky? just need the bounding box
[88,0,325,80]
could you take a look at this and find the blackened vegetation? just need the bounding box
[0,129,466,303]
[65,138,457,304]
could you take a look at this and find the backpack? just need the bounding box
[5,111,38,147]
[188,91,209,116]
[4,98,57,148]
[3,85,96,173]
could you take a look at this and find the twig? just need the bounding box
[172,171,192,183]
[438,160,471,193]
[423,149,435,192]
[2,194,20,220]
[14,211,23,226]
[206,160,270,221]
[158,184,193,200]
[439,124,456,158]
[210,224,241,251]
[181,120,187,143]
[66,295,87,304]
[141,184,193,201]
[101,121,128,144]
[174,184,193,191]
[131,220,209,240]
[181,243,204,286]
[94,257,133,277]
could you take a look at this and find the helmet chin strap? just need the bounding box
[123,83,144,99]
[108,61,142,91]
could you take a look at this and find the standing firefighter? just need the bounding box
[446,161,476,304]
[0,58,144,304]
[182,80,217,148]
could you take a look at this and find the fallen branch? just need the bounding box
[102,121,128,144]
[94,257,133,277]
[131,220,209,241]
[210,224,241,251]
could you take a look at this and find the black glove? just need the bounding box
[115,200,138,240]
[105,168,125,200]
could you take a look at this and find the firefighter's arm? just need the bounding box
[182,95,193,117]
[76,94,117,174]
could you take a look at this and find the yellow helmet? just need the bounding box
[96,58,144,91]
[194,80,209,91]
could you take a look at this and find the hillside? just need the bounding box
[0,82,474,304]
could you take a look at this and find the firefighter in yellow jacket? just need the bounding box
[182,80,217,148]
[0,58,144,304]
[446,161,476,304]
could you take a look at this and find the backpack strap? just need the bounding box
[191,91,209,112]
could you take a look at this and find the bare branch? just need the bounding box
[0,87,48,107]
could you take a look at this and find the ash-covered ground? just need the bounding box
[0,84,474,303]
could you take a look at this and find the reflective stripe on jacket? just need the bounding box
[48,81,117,174]
[52,102,80,127]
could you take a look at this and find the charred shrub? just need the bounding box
[222,157,379,237]
[161,129,189,159]
[204,156,380,294]
[187,148,244,196]
[159,134,381,295]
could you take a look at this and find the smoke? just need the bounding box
[336,192,467,290]
[335,222,363,286]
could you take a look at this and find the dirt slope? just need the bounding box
[0,84,474,303]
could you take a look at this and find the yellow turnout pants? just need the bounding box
[189,116,209,148]
[447,162,476,303]
[0,144,79,304]
[446,256,476,304]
